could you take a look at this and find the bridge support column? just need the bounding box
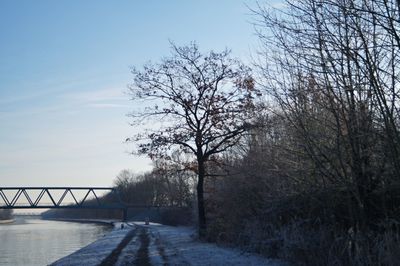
[122,208,128,222]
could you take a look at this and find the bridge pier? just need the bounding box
[122,208,128,222]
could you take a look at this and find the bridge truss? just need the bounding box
[0,187,127,219]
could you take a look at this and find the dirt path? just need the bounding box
[99,228,137,266]
[113,225,162,266]
[98,223,284,266]
[133,227,151,266]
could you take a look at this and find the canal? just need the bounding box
[0,216,112,266]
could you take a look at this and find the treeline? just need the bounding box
[42,159,194,225]
[114,158,194,208]
[113,159,194,225]
[198,0,400,265]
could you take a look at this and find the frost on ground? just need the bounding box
[51,222,286,266]
[142,223,286,266]
[51,223,131,266]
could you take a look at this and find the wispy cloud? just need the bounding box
[63,86,129,109]
[0,75,116,106]
[0,86,130,120]
[88,103,129,109]
[65,87,126,102]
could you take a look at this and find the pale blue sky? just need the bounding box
[0,0,261,187]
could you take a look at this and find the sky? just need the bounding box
[0,0,262,188]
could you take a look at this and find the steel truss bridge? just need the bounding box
[0,187,128,220]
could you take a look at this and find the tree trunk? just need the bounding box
[197,158,207,238]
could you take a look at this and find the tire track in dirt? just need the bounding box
[99,227,137,266]
[134,227,152,266]
[155,234,169,266]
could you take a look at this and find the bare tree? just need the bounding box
[127,43,260,236]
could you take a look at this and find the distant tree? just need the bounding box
[152,155,195,207]
[128,43,260,236]
[114,170,136,190]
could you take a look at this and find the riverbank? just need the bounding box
[0,219,14,224]
[52,222,287,266]
[51,222,132,266]
[42,217,116,226]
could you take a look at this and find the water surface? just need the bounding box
[0,216,112,266]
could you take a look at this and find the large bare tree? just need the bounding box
[128,43,259,236]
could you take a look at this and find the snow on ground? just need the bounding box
[51,221,287,266]
[141,222,287,266]
[114,234,140,265]
[51,223,130,266]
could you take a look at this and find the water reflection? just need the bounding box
[0,216,111,266]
